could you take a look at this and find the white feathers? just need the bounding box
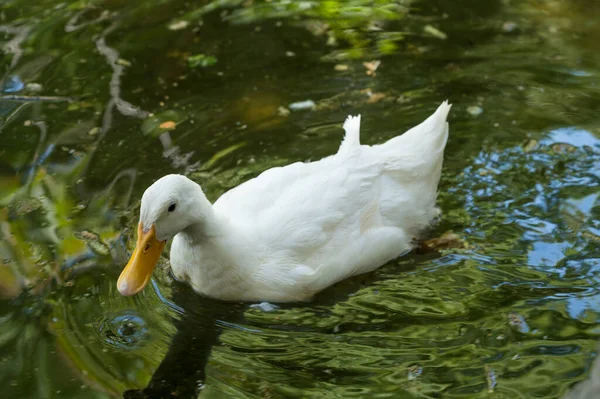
[407,101,450,149]
[343,114,361,145]
[338,114,361,154]
[146,102,452,301]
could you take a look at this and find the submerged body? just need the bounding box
[118,102,452,301]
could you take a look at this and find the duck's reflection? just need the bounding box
[121,267,384,398]
[123,281,247,399]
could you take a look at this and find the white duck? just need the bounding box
[117,101,451,301]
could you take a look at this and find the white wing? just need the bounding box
[212,102,451,293]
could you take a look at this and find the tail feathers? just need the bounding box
[402,100,451,149]
[338,114,361,153]
[383,100,451,155]
[380,101,451,172]
[338,100,451,157]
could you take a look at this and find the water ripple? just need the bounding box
[96,312,149,350]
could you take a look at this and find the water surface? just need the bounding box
[1,0,600,398]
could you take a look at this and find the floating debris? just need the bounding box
[159,121,177,130]
[25,82,43,92]
[168,20,189,31]
[334,64,349,71]
[285,51,296,57]
[141,110,186,137]
[88,127,100,136]
[250,302,280,312]
[201,142,247,170]
[277,106,290,117]
[418,231,467,253]
[467,105,483,116]
[424,25,447,40]
[363,60,381,76]
[288,99,316,111]
[116,58,131,67]
[188,54,217,68]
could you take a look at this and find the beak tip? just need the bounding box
[117,279,133,296]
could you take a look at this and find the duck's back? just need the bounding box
[213,102,450,295]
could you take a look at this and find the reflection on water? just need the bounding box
[1,0,600,398]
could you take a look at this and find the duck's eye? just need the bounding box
[168,203,177,212]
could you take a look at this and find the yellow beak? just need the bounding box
[117,223,166,296]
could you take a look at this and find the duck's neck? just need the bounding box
[184,202,222,239]
[172,210,256,300]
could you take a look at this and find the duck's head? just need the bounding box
[117,174,209,296]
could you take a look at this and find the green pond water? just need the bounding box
[1,0,600,398]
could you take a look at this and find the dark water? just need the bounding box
[1,0,599,398]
